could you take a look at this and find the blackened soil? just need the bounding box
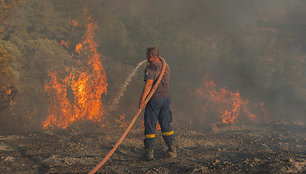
[0,122,305,174]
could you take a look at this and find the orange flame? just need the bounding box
[42,17,107,129]
[2,87,16,112]
[220,92,255,124]
[195,75,256,124]
[6,89,12,95]
[60,40,69,48]
[72,19,78,27]
[115,114,127,128]
[75,43,82,54]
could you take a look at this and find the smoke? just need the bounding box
[0,0,305,132]
[106,59,146,114]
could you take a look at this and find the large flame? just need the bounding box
[195,75,256,124]
[42,17,107,129]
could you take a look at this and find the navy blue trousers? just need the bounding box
[144,97,174,147]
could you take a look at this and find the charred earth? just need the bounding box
[0,121,305,174]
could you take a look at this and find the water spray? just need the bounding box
[106,59,147,114]
[89,57,167,174]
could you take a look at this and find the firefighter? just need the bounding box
[139,47,176,160]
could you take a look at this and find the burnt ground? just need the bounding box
[0,121,305,174]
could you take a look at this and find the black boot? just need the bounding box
[167,142,177,158]
[143,146,154,161]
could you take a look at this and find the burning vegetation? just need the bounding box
[42,17,108,129]
[194,75,270,125]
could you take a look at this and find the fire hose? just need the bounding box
[88,57,167,174]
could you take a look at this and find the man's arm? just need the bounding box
[139,79,153,109]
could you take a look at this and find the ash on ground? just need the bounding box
[0,121,305,174]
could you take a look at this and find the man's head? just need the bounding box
[146,47,159,62]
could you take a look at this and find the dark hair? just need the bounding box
[146,47,159,58]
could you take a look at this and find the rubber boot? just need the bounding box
[167,143,177,158]
[143,146,154,161]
